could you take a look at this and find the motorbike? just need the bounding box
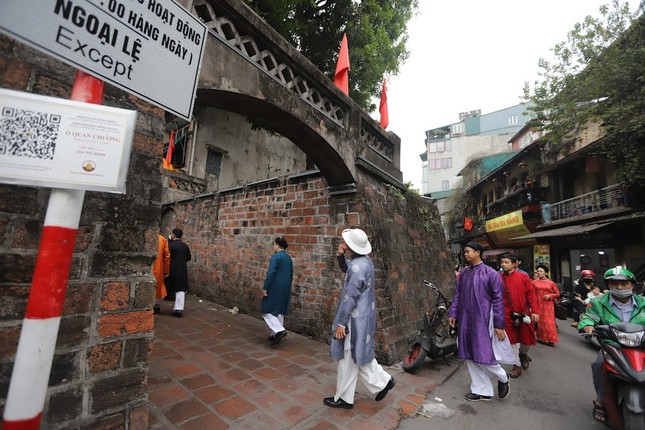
[558,290,575,318]
[402,280,457,373]
[589,322,645,430]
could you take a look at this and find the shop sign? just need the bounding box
[486,210,524,232]
[533,244,550,269]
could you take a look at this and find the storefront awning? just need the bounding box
[510,222,613,240]
[482,248,514,257]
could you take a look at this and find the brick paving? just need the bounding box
[148,295,459,429]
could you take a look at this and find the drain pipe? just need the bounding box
[188,116,198,176]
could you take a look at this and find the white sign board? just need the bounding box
[0,0,207,121]
[0,88,137,193]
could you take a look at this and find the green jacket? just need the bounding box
[579,293,645,330]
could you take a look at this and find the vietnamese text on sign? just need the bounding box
[0,0,207,120]
[0,88,137,193]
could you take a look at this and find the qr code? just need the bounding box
[0,107,61,159]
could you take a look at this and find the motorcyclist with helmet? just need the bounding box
[578,266,645,424]
[571,269,596,327]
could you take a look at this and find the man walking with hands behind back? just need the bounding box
[168,228,191,318]
[448,242,510,402]
[260,237,293,345]
[324,228,395,409]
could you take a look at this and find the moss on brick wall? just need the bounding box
[165,172,455,364]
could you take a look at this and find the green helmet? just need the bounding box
[603,266,636,283]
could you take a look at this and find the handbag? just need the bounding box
[554,300,567,320]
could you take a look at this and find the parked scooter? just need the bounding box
[402,281,457,373]
[558,290,575,318]
[588,322,645,430]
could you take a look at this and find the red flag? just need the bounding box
[334,33,350,95]
[464,217,473,231]
[165,130,175,166]
[379,79,389,129]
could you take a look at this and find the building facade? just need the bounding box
[421,104,532,195]
[447,120,645,291]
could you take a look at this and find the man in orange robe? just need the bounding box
[152,234,170,314]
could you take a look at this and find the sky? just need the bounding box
[383,0,618,191]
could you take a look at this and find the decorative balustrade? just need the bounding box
[162,170,208,197]
[168,0,402,191]
[541,183,627,223]
[192,0,349,126]
[360,120,394,161]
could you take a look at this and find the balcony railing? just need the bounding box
[162,170,208,203]
[541,183,627,223]
[484,186,548,221]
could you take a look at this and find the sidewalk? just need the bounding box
[147,295,459,429]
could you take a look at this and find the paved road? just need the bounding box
[399,321,605,430]
[147,296,456,429]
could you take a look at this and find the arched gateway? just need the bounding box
[183,0,403,190]
[160,0,456,363]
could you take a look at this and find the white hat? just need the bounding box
[342,228,372,255]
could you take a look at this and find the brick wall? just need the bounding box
[0,35,162,429]
[165,170,455,364]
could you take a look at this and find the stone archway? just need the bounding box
[157,0,455,366]
[195,90,355,188]
[187,0,403,191]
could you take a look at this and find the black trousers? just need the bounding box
[572,300,586,322]
[591,350,605,402]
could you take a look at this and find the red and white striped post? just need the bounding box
[2,71,104,430]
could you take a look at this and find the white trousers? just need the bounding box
[511,343,522,362]
[262,313,285,335]
[466,360,509,397]
[174,291,185,311]
[334,349,392,404]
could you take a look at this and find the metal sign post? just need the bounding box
[0,0,208,425]
[2,71,103,430]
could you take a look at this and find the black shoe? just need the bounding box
[153,305,160,314]
[498,376,510,399]
[272,330,287,345]
[173,310,183,318]
[323,397,353,409]
[464,393,492,402]
[375,377,395,401]
[519,353,530,369]
[508,365,522,378]
[268,334,276,343]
